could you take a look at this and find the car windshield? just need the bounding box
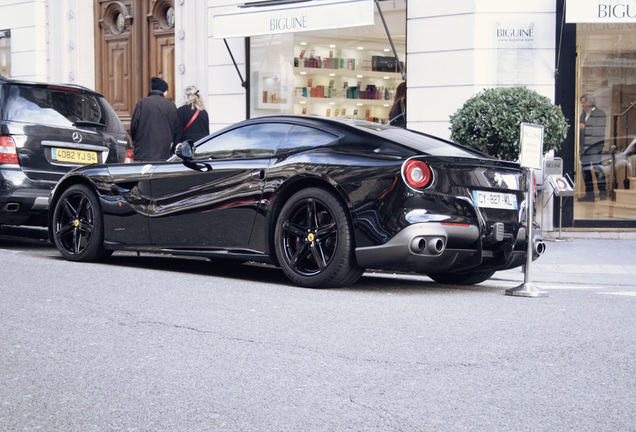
[2,84,105,128]
[352,122,486,158]
[583,141,605,155]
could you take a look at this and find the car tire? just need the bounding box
[52,184,109,262]
[274,187,363,288]
[428,269,496,285]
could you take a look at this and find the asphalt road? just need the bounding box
[0,226,634,431]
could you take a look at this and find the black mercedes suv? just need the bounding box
[0,76,131,227]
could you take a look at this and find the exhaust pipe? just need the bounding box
[3,203,20,212]
[534,240,546,256]
[427,237,445,254]
[410,236,426,253]
[409,236,445,255]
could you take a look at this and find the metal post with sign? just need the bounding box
[506,123,548,298]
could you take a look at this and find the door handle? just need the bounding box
[251,170,265,180]
[185,161,212,172]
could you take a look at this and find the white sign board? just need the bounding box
[566,0,636,23]
[213,0,375,39]
[519,123,544,169]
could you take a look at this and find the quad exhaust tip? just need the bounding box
[410,236,445,255]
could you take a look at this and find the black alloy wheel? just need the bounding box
[274,188,363,288]
[52,184,109,262]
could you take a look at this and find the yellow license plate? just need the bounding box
[52,148,98,164]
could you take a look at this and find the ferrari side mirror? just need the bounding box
[175,141,194,161]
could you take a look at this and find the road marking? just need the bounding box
[489,281,636,293]
[536,283,605,290]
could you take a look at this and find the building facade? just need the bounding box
[1,0,635,230]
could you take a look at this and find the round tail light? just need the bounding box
[403,159,432,189]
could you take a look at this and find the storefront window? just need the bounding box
[575,23,636,221]
[0,30,10,77]
[249,1,406,123]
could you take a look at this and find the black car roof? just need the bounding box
[235,115,491,159]
[0,75,102,97]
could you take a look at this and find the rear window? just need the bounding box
[1,84,124,134]
[353,122,486,159]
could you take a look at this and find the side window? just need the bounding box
[194,123,292,159]
[277,125,338,152]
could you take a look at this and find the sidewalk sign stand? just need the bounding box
[506,123,548,298]
[548,172,575,242]
[540,157,573,242]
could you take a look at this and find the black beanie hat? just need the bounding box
[151,77,169,92]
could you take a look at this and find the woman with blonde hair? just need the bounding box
[175,85,210,145]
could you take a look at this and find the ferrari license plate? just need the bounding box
[472,190,518,210]
[52,148,98,164]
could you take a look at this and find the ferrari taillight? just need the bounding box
[0,136,19,165]
[124,148,134,163]
[403,159,432,189]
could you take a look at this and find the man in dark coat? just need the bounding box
[130,77,178,162]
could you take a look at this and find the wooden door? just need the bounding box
[147,0,176,102]
[611,84,636,150]
[94,0,174,130]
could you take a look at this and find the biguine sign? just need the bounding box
[213,0,374,39]
[566,0,636,23]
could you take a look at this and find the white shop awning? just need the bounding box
[566,0,636,23]
[213,0,375,39]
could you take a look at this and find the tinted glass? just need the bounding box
[277,125,337,152]
[584,141,605,155]
[96,97,125,134]
[353,122,484,158]
[195,123,293,159]
[2,84,104,127]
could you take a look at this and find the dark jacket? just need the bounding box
[130,90,178,161]
[579,107,606,154]
[175,105,210,144]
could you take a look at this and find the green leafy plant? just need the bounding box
[449,87,569,161]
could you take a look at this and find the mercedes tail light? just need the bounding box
[402,159,432,189]
[0,136,19,164]
[124,148,134,163]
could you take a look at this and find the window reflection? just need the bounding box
[195,123,292,160]
[575,23,636,221]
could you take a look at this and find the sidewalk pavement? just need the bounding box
[2,225,635,288]
[497,231,636,288]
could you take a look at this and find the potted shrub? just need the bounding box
[449,87,569,161]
